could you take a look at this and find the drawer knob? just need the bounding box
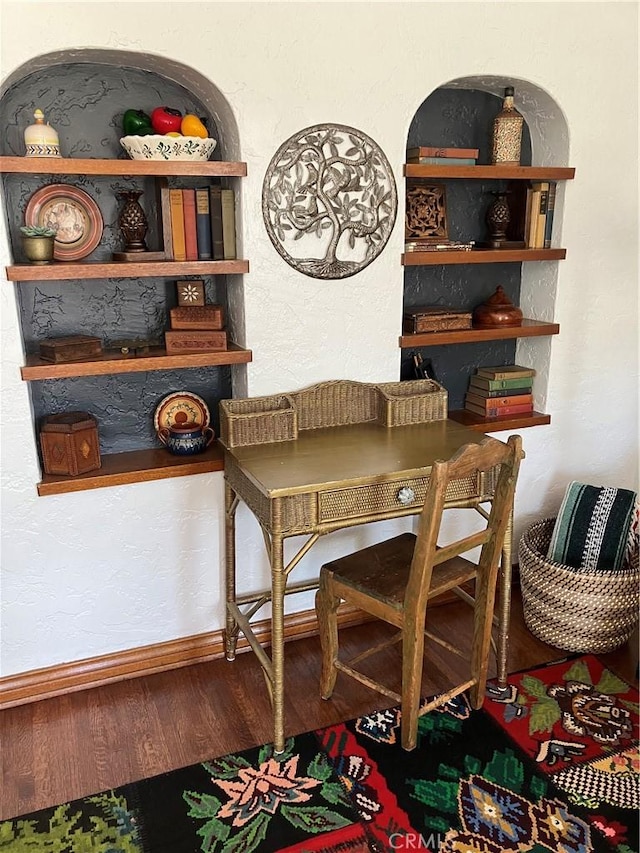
[397,486,416,505]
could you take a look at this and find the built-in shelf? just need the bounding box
[448,409,551,432]
[21,343,252,380]
[402,249,566,266]
[6,259,250,282]
[0,156,247,177]
[400,319,559,349]
[404,164,575,181]
[37,443,226,496]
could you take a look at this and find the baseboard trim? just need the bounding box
[0,604,371,711]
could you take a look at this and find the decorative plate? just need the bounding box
[154,391,211,432]
[25,184,104,261]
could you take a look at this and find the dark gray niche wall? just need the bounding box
[402,88,532,408]
[2,62,232,458]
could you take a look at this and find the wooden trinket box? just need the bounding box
[403,307,473,334]
[169,305,224,330]
[39,411,101,476]
[165,329,228,354]
[39,335,102,363]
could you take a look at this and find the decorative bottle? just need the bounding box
[24,109,61,157]
[491,87,523,166]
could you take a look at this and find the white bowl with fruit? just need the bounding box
[119,107,217,161]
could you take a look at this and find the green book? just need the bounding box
[469,375,534,391]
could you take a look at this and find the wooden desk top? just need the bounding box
[225,419,490,498]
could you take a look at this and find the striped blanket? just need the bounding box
[547,481,638,572]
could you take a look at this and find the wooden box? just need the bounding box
[39,411,101,476]
[165,329,228,354]
[403,307,472,334]
[169,305,224,330]
[39,335,102,363]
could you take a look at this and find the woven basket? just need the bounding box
[376,379,448,427]
[219,394,297,448]
[519,517,640,653]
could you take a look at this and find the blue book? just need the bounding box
[195,187,213,260]
[543,182,556,248]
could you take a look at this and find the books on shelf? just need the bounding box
[158,185,237,263]
[221,188,237,260]
[209,185,224,260]
[464,400,533,418]
[475,365,536,380]
[406,146,479,159]
[465,391,534,409]
[194,187,213,260]
[524,181,556,248]
[182,189,198,261]
[465,365,534,416]
[168,189,186,261]
[469,374,533,392]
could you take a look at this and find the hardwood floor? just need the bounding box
[0,593,637,821]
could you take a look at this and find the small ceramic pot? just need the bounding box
[158,422,215,455]
[22,235,55,264]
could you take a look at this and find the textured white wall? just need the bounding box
[0,2,638,677]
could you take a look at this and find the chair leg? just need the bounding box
[400,627,425,751]
[469,568,499,709]
[315,573,341,699]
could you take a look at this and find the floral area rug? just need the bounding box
[1,655,637,852]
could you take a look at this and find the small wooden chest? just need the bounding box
[39,335,103,363]
[165,330,228,354]
[169,305,224,330]
[40,411,101,476]
[403,307,473,334]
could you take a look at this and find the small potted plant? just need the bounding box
[20,224,57,264]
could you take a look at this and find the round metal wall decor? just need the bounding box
[262,123,397,279]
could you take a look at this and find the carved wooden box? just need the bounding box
[165,330,228,354]
[39,411,101,476]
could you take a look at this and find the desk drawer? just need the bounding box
[318,473,488,523]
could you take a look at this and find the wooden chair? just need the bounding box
[314,434,523,750]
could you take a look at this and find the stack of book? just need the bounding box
[406,146,478,166]
[524,181,557,248]
[465,365,535,418]
[159,183,237,262]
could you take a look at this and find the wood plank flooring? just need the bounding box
[0,594,637,821]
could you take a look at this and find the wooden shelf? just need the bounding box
[37,443,225,496]
[448,410,551,432]
[404,164,575,181]
[402,248,566,266]
[0,156,247,177]
[21,343,252,380]
[7,259,249,282]
[400,318,559,348]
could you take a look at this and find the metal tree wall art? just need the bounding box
[262,123,397,279]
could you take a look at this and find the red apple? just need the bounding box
[150,107,183,134]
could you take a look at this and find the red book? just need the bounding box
[465,401,533,418]
[465,392,534,409]
[182,189,198,261]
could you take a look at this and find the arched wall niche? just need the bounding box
[402,74,570,410]
[0,47,248,447]
[0,48,240,160]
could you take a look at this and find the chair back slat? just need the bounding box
[405,435,523,613]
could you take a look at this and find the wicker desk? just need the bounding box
[223,411,514,752]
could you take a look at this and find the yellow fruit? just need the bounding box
[181,114,208,138]
[165,131,183,137]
